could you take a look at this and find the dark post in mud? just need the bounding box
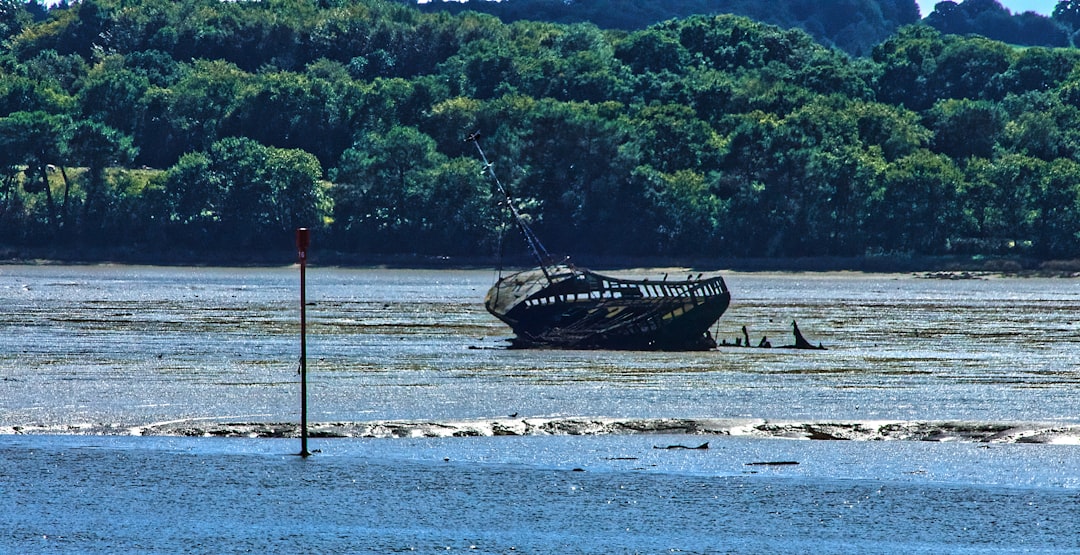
[296,228,311,458]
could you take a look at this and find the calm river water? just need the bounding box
[2,265,1080,553]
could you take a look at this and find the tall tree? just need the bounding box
[66,120,138,230]
[163,137,324,248]
[869,150,964,254]
[330,126,445,252]
[926,98,1005,160]
[0,111,70,230]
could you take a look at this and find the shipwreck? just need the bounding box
[470,133,731,350]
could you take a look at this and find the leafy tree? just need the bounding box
[12,49,89,96]
[1013,11,1069,47]
[815,145,889,255]
[227,70,323,153]
[330,126,445,252]
[926,98,1005,160]
[164,137,324,248]
[0,110,71,230]
[638,166,726,255]
[418,0,920,56]
[0,73,66,116]
[1030,157,1080,256]
[261,146,327,235]
[76,55,151,134]
[122,49,180,88]
[166,59,250,153]
[614,27,688,74]
[163,150,217,242]
[541,23,633,102]
[0,114,28,227]
[411,156,499,254]
[959,154,1044,251]
[1054,0,1080,30]
[55,0,114,59]
[868,150,964,254]
[1001,107,1065,160]
[930,35,1012,100]
[872,25,946,111]
[1054,0,1080,45]
[355,76,446,135]
[875,29,1016,106]
[623,103,724,175]
[927,0,1068,46]
[672,14,825,73]
[755,98,865,256]
[851,101,931,160]
[66,119,137,230]
[422,95,488,152]
[0,0,38,41]
[1000,47,1080,96]
[212,137,323,246]
[107,0,184,54]
[925,1,978,36]
[437,37,521,100]
[485,96,630,254]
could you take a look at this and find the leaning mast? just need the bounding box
[467,132,555,281]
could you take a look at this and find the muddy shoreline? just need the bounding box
[3,244,1080,275]
[8,418,1080,444]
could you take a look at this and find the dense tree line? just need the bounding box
[3,0,1080,262]
[416,0,1080,54]
[414,0,922,57]
[924,0,1070,47]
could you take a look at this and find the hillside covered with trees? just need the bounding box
[416,0,1079,55]
[414,0,922,57]
[3,0,1080,266]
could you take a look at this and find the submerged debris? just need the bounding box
[721,320,826,350]
[653,442,709,450]
[782,320,826,350]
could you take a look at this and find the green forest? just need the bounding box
[4,0,1080,266]
[415,0,923,56]
[417,0,1078,54]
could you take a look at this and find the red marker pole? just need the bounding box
[296,228,311,458]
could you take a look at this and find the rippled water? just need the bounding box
[3,265,1080,553]
[6,434,1080,554]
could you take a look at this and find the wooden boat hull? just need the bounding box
[485,266,731,350]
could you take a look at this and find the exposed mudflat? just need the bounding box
[6,266,1080,554]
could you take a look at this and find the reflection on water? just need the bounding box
[2,265,1080,430]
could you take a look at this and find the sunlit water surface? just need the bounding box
[2,265,1080,553]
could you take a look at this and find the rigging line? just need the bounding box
[467,132,554,281]
[492,206,509,302]
[495,209,505,278]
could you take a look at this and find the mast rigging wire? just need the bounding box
[467,132,555,281]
